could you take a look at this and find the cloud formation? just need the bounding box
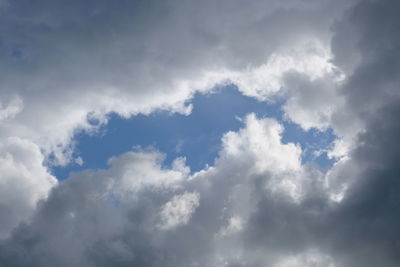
[0,115,319,266]
[1,0,400,266]
[0,0,350,158]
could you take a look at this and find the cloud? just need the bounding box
[0,0,351,161]
[273,250,335,267]
[0,0,353,238]
[326,102,400,267]
[0,137,57,239]
[0,114,319,267]
[159,191,200,230]
[0,96,23,121]
[1,0,400,266]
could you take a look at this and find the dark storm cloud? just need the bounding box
[331,0,400,116]
[329,102,400,267]
[326,0,400,256]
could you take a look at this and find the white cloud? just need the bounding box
[220,113,302,174]
[0,137,57,238]
[274,250,336,267]
[232,39,343,102]
[0,0,351,166]
[217,216,244,238]
[105,150,187,198]
[159,191,200,230]
[0,96,23,121]
[75,156,83,166]
[0,1,353,243]
[0,113,321,266]
[3,0,400,266]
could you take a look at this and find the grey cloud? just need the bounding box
[325,102,400,267]
[282,71,341,130]
[240,102,400,267]
[2,0,400,266]
[0,0,354,240]
[331,0,400,130]
[0,115,318,267]
[0,0,351,157]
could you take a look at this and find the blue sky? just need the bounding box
[53,86,336,180]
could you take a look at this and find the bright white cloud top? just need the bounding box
[1,0,400,266]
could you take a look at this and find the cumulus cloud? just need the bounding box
[159,191,200,229]
[0,115,318,267]
[0,0,352,160]
[0,0,352,238]
[1,0,400,266]
[0,137,57,239]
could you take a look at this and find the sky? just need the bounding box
[0,0,400,266]
[53,86,336,180]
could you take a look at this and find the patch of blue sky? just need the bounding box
[53,86,336,180]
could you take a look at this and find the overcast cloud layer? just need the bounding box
[1,0,400,266]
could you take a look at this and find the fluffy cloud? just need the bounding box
[0,137,57,239]
[0,115,320,267]
[159,191,200,229]
[1,0,400,266]
[0,0,352,160]
[0,0,352,238]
